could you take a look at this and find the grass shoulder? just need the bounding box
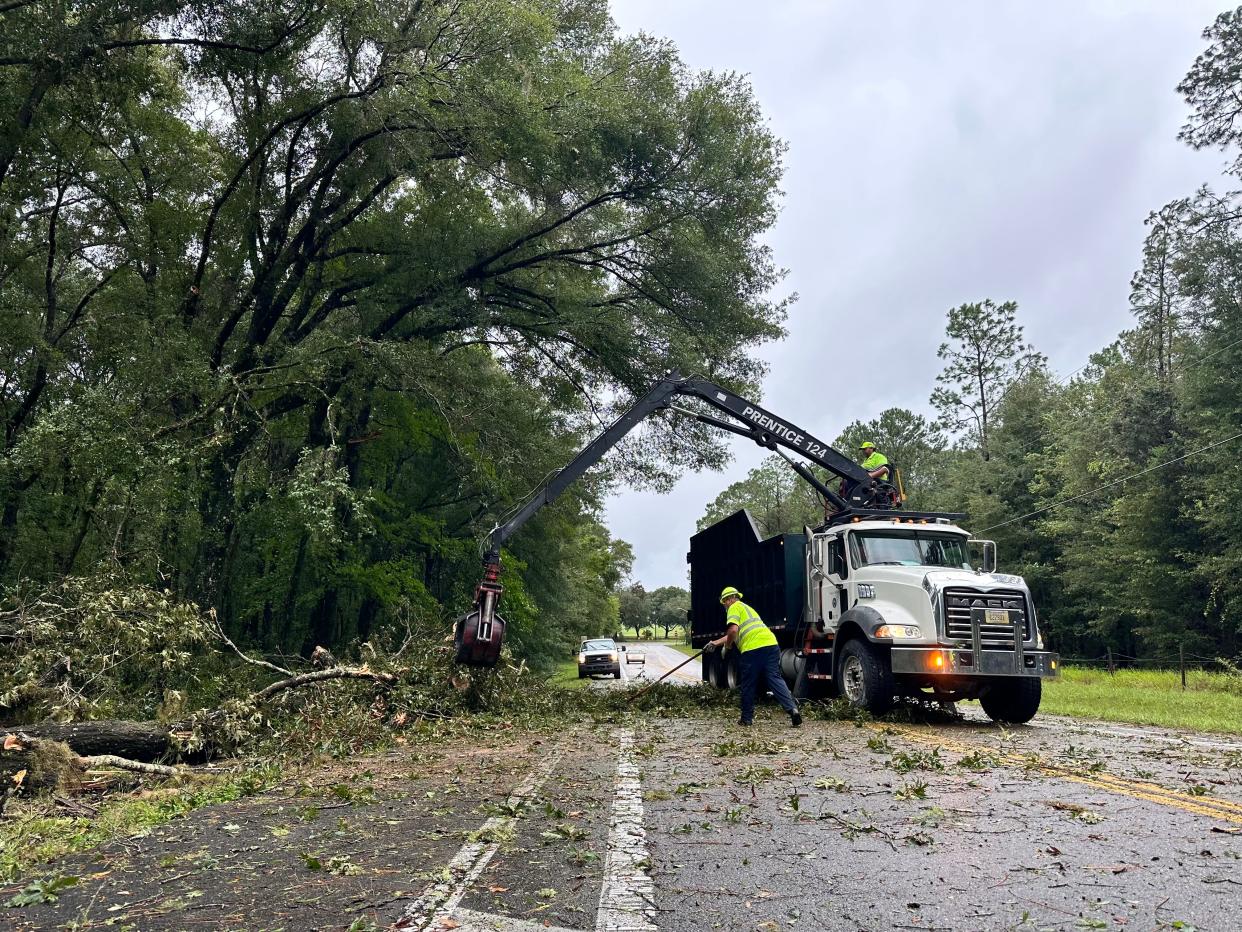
[665,643,699,658]
[1039,666,1242,734]
[548,660,592,689]
[1,765,282,884]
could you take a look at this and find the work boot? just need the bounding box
[737,718,753,727]
[789,710,802,728]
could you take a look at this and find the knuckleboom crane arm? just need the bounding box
[488,372,876,553]
[454,371,888,667]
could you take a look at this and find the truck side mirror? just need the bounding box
[805,526,821,571]
[970,539,998,573]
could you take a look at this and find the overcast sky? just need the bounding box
[602,0,1229,590]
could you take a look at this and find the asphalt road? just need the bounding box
[6,702,1241,932]
[582,643,703,689]
[396,707,1242,932]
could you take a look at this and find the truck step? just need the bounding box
[803,648,832,655]
[806,673,833,681]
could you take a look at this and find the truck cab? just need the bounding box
[801,516,1058,721]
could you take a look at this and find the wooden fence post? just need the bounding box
[1180,643,1186,691]
[1107,646,1115,676]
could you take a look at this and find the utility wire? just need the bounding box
[978,331,1242,467]
[977,428,1242,533]
[1170,333,1242,374]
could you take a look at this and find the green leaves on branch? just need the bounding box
[0,0,788,666]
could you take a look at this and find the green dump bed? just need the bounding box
[686,510,805,648]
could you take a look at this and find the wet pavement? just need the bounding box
[582,644,703,690]
[3,703,1240,931]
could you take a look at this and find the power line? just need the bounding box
[977,428,1242,533]
[1171,333,1242,374]
[986,331,1242,466]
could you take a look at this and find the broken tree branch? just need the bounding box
[251,667,398,702]
[78,754,183,778]
[211,613,293,677]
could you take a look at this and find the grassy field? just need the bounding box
[1039,666,1242,734]
[549,659,592,689]
[666,642,699,658]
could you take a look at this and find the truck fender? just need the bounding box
[837,605,886,643]
[833,607,892,674]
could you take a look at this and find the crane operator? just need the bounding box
[858,441,890,481]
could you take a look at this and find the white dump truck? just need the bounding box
[689,509,1059,722]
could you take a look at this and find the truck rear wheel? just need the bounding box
[713,650,739,690]
[838,639,894,715]
[702,652,723,689]
[980,677,1041,724]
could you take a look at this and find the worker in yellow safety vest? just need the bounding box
[858,441,890,481]
[704,587,801,727]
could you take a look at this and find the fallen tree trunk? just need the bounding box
[0,664,398,767]
[5,720,171,761]
[78,754,182,778]
[1,736,185,796]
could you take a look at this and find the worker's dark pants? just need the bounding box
[738,644,798,723]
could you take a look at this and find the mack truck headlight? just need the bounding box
[874,624,922,639]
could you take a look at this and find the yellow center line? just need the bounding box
[870,723,1242,825]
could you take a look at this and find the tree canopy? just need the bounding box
[0,0,788,669]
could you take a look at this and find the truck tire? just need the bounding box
[980,677,1041,724]
[713,650,739,690]
[838,639,894,715]
[702,651,722,688]
[614,669,621,679]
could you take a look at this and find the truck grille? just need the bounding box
[943,588,1030,649]
[585,653,612,664]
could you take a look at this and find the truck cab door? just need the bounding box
[804,527,821,633]
[806,531,848,636]
[821,534,849,632]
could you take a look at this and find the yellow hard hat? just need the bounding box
[859,441,876,450]
[719,586,742,603]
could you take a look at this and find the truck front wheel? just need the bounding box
[980,677,1041,724]
[838,639,894,715]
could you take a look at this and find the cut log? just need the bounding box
[1,737,79,790]
[3,720,170,761]
[1,736,185,791]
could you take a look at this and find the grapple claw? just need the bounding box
[455,552,506,667]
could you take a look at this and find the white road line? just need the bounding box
[394,750,562,931]
[595,729,658,932]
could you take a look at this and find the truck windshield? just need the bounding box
[850,533,973,570]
